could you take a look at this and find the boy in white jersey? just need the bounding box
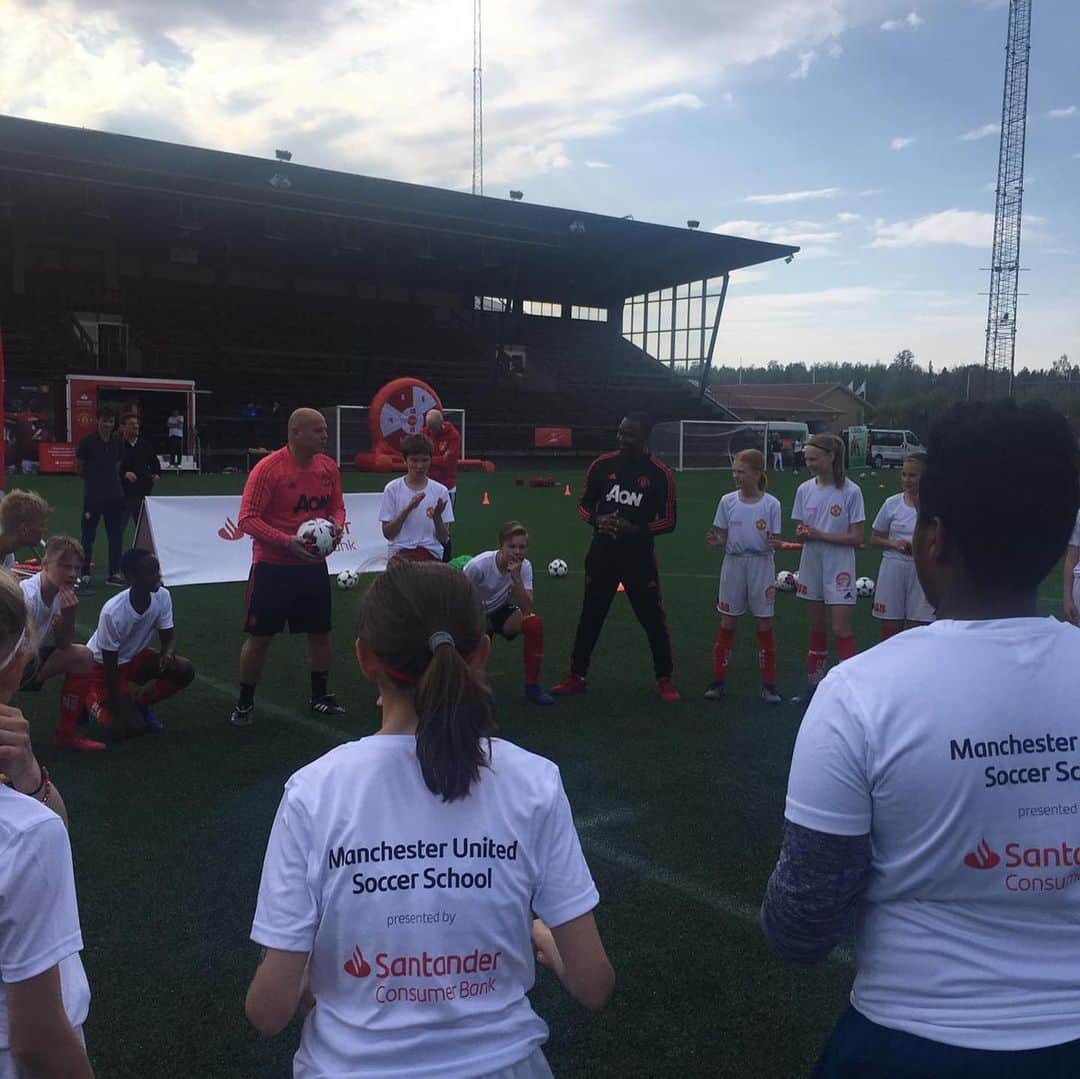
[463,521,555,706]
[764,399,1080,1075]
[1062,509,1080,625]
[0,489,49,573]
[57,548,195,749]
[18,536,95,693]
[379,434,453,565]
[792,433,865,699]
[704,450,783,703]
[870,452,934,638]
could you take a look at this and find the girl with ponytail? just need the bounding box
[0,573,94,1078]
[705,450,784,703]
[791,433,866,701]
[247,561,613,1077]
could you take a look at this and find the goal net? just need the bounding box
[321,406,466,470]
[651,420,780,471]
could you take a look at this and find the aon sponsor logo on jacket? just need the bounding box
[605,484,644,508]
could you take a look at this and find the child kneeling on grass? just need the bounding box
[19,536,96,693]
[56,548,195,750]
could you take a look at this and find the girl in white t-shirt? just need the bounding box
[792,434,865,698]
[870,453,934,638]
[246,561,614,1079]
[0,572,93,1079]
[1062,509,1080,625]
[705,449,783,704]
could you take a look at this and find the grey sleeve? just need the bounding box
[760,819,872,966]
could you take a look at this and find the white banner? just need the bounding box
[136,495,387,586]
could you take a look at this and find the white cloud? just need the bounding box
[890,136,916,150]
[0,0,888,189]
[827,41,844,58]
[730,267,770,285]
[744,187,840,205]
[584,160,612,169]
[1049,105,1077,119]
[859,188,883,197]
[789,51,816,79]
[881,11,923,31]
[637,92,704,114]
[836,212,862,222]
[960,122,999,141]
[871,209,995,248]
[712,219,842,247]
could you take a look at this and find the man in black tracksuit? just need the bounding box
[551,413,680,701]
[118,412,161,531]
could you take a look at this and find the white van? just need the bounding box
[868,428,925,469]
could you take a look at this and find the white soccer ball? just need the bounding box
[856,576,876,598]
[548,558,568,578]
[776,570,796,593]
[297,517,336,558]
[337,568,361,591]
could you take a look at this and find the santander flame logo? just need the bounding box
[344,946,372,978]
[964,839,1001,870]
[218,516,244,542]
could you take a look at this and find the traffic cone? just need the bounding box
[563,484,572,496]
[482,491,491,506]
[616,582,626,593]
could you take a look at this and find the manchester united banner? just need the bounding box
[136,494,387,586]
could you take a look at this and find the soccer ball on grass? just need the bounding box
[337,568,361,590]
[297,517,336,558]
[548,558,568,578]
[856,576,876,598]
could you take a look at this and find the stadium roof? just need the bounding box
[0,114,798,308]
[707,382,873,419]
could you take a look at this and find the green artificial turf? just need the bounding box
[10,464,1069,1078]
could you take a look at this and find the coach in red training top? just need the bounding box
[551,412,680,702]
[423,408,461,562]
[229,408,346,727]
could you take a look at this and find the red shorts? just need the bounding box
[388,548,439,565]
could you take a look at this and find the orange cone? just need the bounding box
[563,483,572,496]
[482,491,491,506]
[616,582,626,593]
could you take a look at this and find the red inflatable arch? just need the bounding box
[353,376,495,473]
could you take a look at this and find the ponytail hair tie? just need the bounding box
[428,630,456,654]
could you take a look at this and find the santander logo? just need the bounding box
[344,946,372,978]
[964,839,1001,870]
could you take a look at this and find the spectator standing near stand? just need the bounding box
[423,408,461,562]
[551,413,680,702]
[166,408,184,469]
[118,413,160,531]
[0,572,94,1078]
[76,406,125,590]
[230,408,346,728]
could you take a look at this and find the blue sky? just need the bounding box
[2,0,1077,370]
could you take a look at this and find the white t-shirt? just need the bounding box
[712,491,781,555]
[463,551,534,612]
[87,587,174,665]
[167,414,184,439]
[791,477,865,536]
[379,477,455,559]
[785,617,1080,1050]
[0,787,90,1059]
[252,736,599,1079]
[872,494,917,563]
[20,574,62,647]
[1070,512,1080,577]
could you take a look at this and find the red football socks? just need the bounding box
[757,627,777,686]
[806,629,828,686]
[522,614,544,685]
[713,627,736,681]
[836,635,857,663]
[881,623,902,641]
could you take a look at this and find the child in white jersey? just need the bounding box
[463,521,555,706]
[764,398,1080,1076]
[57,548,195,749]
[0,572,93,1079]
[0,489,49,574]
[704,449,783,704]
[379,434,452,565]
[1062,509,1080,625]
[870,453,934,639]
[246,561,613,1078]
[18,536,95,692]
[792,433,865,699]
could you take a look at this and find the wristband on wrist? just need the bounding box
[27,765,48,800]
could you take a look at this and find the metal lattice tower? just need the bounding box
[983,0,1032,395]
[472,0,483,195]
